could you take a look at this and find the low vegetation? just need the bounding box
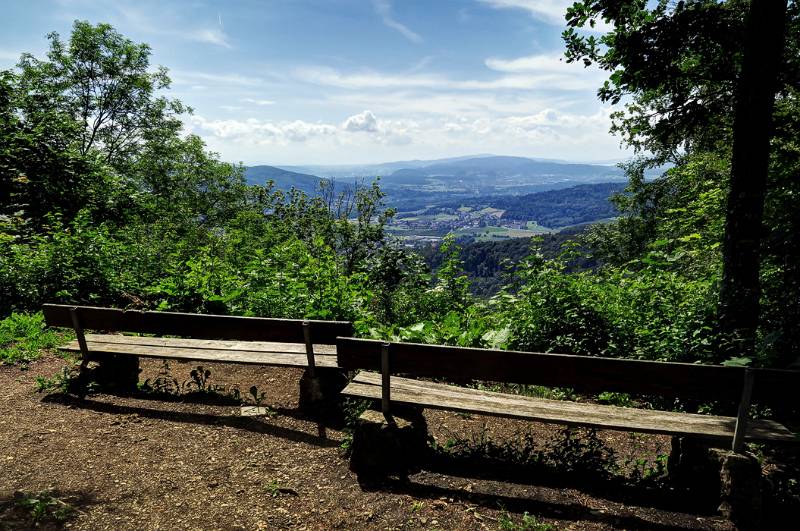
[0,312,68,365]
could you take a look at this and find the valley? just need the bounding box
[245,155,634,244]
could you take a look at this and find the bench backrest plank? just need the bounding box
[43,304,353,344]
[336,337,800,405]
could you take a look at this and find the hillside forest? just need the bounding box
[2,1,800,375]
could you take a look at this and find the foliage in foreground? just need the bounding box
[2,18,799,372]
[0,312,67,364]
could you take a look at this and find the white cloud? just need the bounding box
[186,28,231,48]
[171,71,265,87]
[486,53,568,73]
[189,115,337,145]
[373,0,423,43]
[478,0,613,32]
[56,2,235,48]
[293,57,603,92]
[342,110,379,132]
[188,107,619,157]
[478,0,568,25]
[242,98,276,106]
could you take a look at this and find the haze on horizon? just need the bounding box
[0,0,629,166]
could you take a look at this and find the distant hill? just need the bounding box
[382,156,626,188]
[422,182,626,229]
[494,182,625,227]
[280,155,493,180]
[244,166,325,195]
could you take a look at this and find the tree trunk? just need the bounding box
[718,0,788,359]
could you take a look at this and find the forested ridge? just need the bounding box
[2,1,800,373]
[419,181,626,229]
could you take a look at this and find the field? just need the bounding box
[453,225,553,242]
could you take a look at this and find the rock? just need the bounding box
[715,450,762,530]
[349,408,429,478]
[298,368,348,418]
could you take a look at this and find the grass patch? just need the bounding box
[0,312,70,365]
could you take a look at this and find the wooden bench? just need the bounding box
[336,337,799,520]
[42,304,353,408]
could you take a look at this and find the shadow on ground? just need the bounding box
[365,477,703,531]
[42,393,342,449]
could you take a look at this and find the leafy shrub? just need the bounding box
[505,248,720,363]
[0,312,66,364]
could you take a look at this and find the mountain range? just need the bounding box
[244,154,636,198]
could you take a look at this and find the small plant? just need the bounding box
[498,510,554,531]
[13,491,76,523]
[618,432,668,482]
[35,370,70,394]
[34,364,88,395]
[339,433,353,454]
[263,480,297,497]
[341,397,370,428]
[410,500,424,513]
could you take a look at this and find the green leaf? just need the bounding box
[722,357,752,368]
[482,327,511,349]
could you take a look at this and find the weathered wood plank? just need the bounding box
[43,304,353,343]
[66,335,337,356]
[59,341,341,368]
[337,338,800,405]
[345,372,797,443]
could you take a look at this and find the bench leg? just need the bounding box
[668,437,721,506]
[349,407,429,480]
[715,450,762,530]
[90,354,140,392]
[670,437,762,528]
[298,368,348,412]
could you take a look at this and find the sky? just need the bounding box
[0,0,628,166]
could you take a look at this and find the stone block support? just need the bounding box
[349,408,429,479]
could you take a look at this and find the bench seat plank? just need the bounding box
[344,372,797,444]
[70,334,337,355]
[60,338,340,368]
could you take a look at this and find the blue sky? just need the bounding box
[0,0,627,165]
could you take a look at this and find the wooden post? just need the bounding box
[69,307,90,369]
[302,321,315,378]
[732,368,755,453]
[381,342,391,418]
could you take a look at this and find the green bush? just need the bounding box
[0,312,67,364]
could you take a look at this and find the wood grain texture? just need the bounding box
[67,335,337,355]
[336,337,800,405]
[60,340,341,368]
[43,304,353,343]
[345,372,797,443]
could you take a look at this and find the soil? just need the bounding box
[0,353,785,530]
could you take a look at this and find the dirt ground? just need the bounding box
[0,354,763,530]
